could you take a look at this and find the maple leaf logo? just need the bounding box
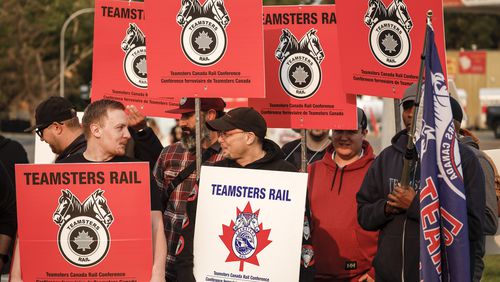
[219,202,272,272]
[73,230,94,251]
[135,58,147,76]
[381,33,398,54]
[195,31,213,51]
[292,66,309,85]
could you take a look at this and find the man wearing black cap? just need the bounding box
[153,98,227,281]
[176,107,315,282]
[450,97,497,282]
[356,84,484,282]
[12,99,167,282]
[25,96,85,161]
[26,96,162,167]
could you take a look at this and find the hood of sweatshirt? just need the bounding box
[390,129,409,155]
[0,135,11,150]
[320,140,375,194]
[459,135,480,150]
[216,139,296,172]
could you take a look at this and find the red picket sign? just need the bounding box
[249,5,357,130]
[92,0,178,117]
[336,0,447,98]
[145,0,265,98]
[15,162,152,281]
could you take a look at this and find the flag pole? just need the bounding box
[301,129,307,172]
[400,10,433,187]
[195,98,202,180]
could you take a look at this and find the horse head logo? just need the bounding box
[233,213,248,231]
[364,0,387,27]
[275,29,294,61]
[177,0,229,27]
[53,189,114,227]
[364,0,412,32]
[177,0,195,26]
[121,23,146,53]
[306,29,324,64]
[210,0,230,28]
[90,189,114,227]
[53,189,80,226]
[233,212,260,233]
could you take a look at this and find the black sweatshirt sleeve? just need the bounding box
[357,156,395,231]
[131,127,163,170]
[0,163,16,238]
[462,148,485,242]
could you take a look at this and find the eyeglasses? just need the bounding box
[35,122,63,138]
[217,130,246,139]
[35,124,51,138]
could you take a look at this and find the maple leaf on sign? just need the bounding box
[135,58,147,76]
[292,66,309,85]
[195,31,213,51]
[73,230,94,251]
[381,34,398,54]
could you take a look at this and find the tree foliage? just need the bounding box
[0,1,499,118]
[444,12,500,50]
[0,0,93,117]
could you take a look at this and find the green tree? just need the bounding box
[0,0,94,117]
[445,12,500,50]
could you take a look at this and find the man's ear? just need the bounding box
[54,123,64,136]
[246,132,257,145]
[361,129,368,138]
[205,109,217,121]
[90,123,102,138]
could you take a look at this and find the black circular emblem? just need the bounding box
[190,27,217,55]
[181,17,227,66]
[132,54,147,79]
[288,62,313,89]
[69,226,98,256]
[378,29,402,57]
[369,20,411,68]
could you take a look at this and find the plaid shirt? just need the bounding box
[153,142,224,280]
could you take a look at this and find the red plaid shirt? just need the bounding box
[153,142,224,280]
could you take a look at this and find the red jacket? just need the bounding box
[307,141,378,281]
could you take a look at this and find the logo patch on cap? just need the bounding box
[179,97,187,106]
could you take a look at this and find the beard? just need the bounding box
[181,117,211,151]
[308,130,329,142]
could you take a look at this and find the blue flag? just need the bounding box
[417,25,470,281]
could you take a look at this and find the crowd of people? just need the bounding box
[0,82,498,282]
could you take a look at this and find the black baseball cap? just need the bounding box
[166,98,226,114]
[206,107,267,139]
[357,107,368,130]
[25,96,77,132]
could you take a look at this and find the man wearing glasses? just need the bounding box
[307,108,378,282]
[25,96,85,162]
[25,96,162,167]
[176,107,315,282]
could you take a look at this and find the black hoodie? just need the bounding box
[0,162,16,239]
[356,130,484,282]
[0,135,29,182]
[176,139,315,282]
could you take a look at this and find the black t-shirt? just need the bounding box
[59,153,162,211]
[281,139,327,170]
